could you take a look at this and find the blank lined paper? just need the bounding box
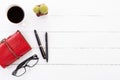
[0,0,120,80]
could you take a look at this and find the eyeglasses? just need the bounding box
[12,54,39,77]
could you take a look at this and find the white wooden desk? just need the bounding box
[0,0,120,80]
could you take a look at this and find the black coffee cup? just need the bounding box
[7,5,24,24]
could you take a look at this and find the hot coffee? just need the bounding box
[7,6,24,23]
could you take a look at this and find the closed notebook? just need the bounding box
[0,30,32,68]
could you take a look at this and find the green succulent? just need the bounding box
[33,6,40,14]
[39,4,48,14]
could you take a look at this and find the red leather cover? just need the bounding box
[0,30,32,68]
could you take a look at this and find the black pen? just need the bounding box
[45,32,48,62]
[34,30,46,59]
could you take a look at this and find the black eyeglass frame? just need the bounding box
[12,54,39,77]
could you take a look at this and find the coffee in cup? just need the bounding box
[7,5,24,24]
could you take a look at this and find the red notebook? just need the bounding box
[0,30,32,68]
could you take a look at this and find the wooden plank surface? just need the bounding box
[0,0,120,80]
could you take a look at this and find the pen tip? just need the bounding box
[45,32,48,35]
[34,30,36,32]
[46,59,48,62]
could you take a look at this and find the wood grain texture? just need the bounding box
[0,0,120,80]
